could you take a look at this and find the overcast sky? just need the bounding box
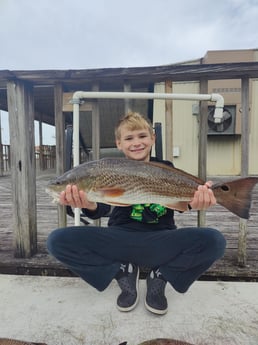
[1,0,258,144]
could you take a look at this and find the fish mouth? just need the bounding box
[45,188,60,203]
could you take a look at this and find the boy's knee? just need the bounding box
[46,228,65,255]
[207,228,226,259]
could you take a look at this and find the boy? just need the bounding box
[47,112,226,315]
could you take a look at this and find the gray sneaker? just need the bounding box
[145,269,168,315]
[116,263,139,312]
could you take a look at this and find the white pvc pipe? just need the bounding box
[70,91,224,225]
[71,100,81,225]
[72,101,80,167]
[72,90,223,104]
[73,91,224,122]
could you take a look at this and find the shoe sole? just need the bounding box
[116,267,139,312]
[144,300,168,315]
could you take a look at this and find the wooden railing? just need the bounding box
[35,145,56,170]
[0,144,10,175]
[0,145,57,174]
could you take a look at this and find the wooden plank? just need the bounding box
[238,77,250,266]
[198,79,208,227]
[241,77,249,176]
[0,113,3,176]
[123,82,132,113]
[165,80,173,161]
[238,219,248,266]
[0,173,258,279]
[2,63,258,93]
[54,83,66,227]
[91,84,100,160]
[7,80,37,258]
[62,92,93,112]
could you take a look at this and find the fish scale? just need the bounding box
[86,161,198,205]
[46,157,258,219]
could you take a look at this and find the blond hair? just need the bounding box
[115,112,154,140]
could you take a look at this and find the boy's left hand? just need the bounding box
[189,181,216,210]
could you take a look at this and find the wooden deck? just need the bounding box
[0,171,258,281]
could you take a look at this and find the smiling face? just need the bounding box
[115,112,156,162]
[116,125,155,161]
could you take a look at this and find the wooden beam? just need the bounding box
[38,113,44,170]
[91,84,100,161]
[240,77,249,177]
[238,77,250,267]
[2,62,258,88]
[62,92,93,112]
[123,82,132,113]
[7,80,37,258]
[0,112,3,176]
[91,84,101,226]
[198,79,208,227]
[54,83,66,227]
[165,80,173,161]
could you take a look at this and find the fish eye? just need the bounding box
[221,185,229,191]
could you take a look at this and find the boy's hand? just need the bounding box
[59,184,97,211]
[189,181,216,210]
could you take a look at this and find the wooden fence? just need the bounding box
[0,144,10,175]
[0,145,56,174]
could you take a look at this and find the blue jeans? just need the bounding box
[47,226,226,292]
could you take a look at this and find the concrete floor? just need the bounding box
[0,274,257,345]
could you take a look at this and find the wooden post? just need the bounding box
[92,84,100,161]
[7,80,37,258]
[198,79,208,227]
[240,78,249,177]
[165,80,173,161]
[38,113,44,170]
[238,77,250,266]
[91,84,101,226]
[124,82,132,113]
[0,111,3,176]
[54,83,66,227]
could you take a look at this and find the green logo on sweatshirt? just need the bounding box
[130,203,167,223]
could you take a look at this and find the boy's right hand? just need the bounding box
[189,181,216,210]
[59,184,97,211]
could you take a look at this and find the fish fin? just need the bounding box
[99,187,125,197]
[98,187,130,206]
[214,177,258,219]
[165,201,189,212]
[147,161,204,184]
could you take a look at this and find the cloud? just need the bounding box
[0,0,257,70]
[1,0,257,145]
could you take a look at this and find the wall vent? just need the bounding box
[208,105,237,135]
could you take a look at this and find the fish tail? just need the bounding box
[215,177,258,219]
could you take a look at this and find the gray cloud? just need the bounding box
[0,0,257,70]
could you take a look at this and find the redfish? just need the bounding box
[138,339,194,345]
[0,339,46,345]
[119,339,194,345]
[46,158,258,219]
